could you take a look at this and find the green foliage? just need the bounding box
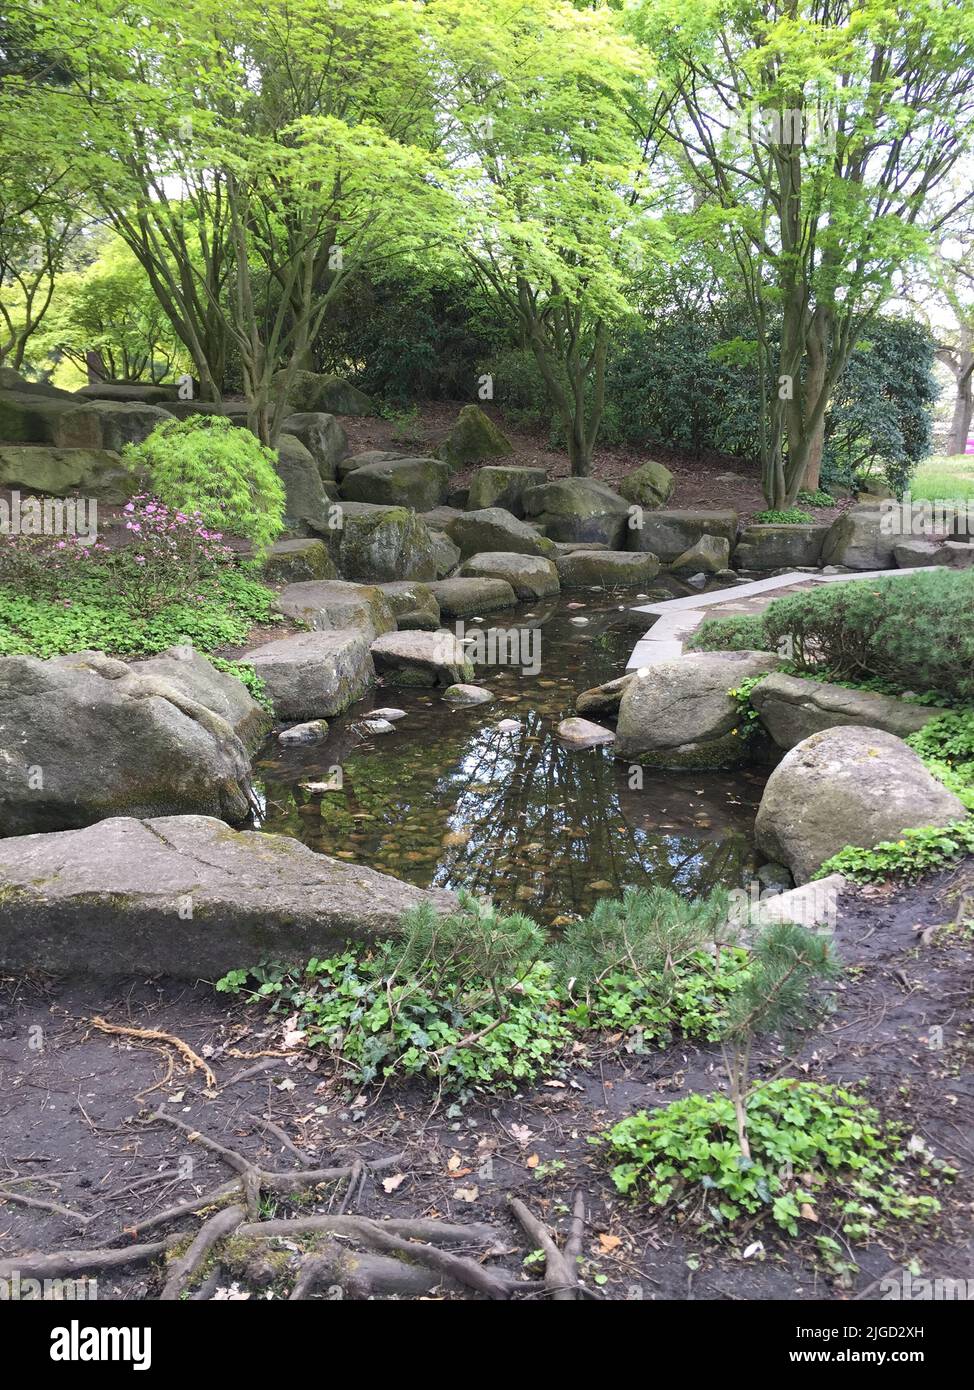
[551,885,731,986]
[601,1080,942,1238]
[210,658,273,713]
[753,508,814,524]
[217,888,756,1091]
[722,922,841,1051]
[823,320,939,497]
[687,614,767,654]
[727,676,767,739]
[906,711,974,812]
[563,948,750,1047]
[0,513,276,659]
[124,416,285,552]
[796,489,835,509]
[815,822,974,883]
[690,571,974,705]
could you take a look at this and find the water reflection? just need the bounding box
[252,595,764,926]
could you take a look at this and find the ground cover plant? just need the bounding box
[0,496,278,658]
[216,888,752,1091]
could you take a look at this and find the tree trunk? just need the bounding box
[800,312,830,491]
[947,356,974,456]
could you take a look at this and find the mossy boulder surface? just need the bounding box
[329,500,438,582]
[245,628,376,720]
[734,524,829,571]
[465,464,547,516]
[0,445,135,502]
[370,629,474,687]
[439,405,513,469]
[261,537,337,584]
[281,412,348,480]
[275,433,334,534]
[615,650,781,768]
[617,460,675,510]
[340,456,450,511]
[555,549,660,588]
[52,399,172,451]
[447,506,555,559]
[273,579,395,642]
[375,581,441,631]
[0,814,458,977]
[522,478,631,547]
[626,508,739,561]
[459,550,560,600]
[130,645,272,752]
[274,370,375,417]
[0,651,254,836]
[0,389,76,443]
[425,576,517,618]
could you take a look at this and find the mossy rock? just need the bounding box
[0,445,136,503]
[617,460,675,510]
[274,370,375,417]
[261,538,337,584]
[438,405,513,470]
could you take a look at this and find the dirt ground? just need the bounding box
[1,863,971,1302]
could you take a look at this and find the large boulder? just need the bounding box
[273,579,395,642]
[617,460,675,511]
[459,551,560,600]
[555,549,660,588]
[375,581,440,631]
[446,507,555,560]
[340,456,450,511]
[733,524,829,571]
[281,412,348,481]
[328,500,438,582]
[821,506,896,570]
[614,650,781,767]
[275,370,375,416]
[0,389,76,443]
[431,530,461,578]
[0,815,456,977]
[77,382,177,404]
[750,673,947,750]
[370,629,474,687]
[130,645,271,752]
[626,508,739,561]
[261,537,337,584]
[893,537,956,568]
[465,464,546,516]
[245,629,375,720]
[336,449,402,480]
[754,726,968,882]
[438,405,513,469]
[670,534,731,575]
[576,673,636,717]
[0,446,134,502]
[418,505,465,532]
[425,576,517,618]
[0,651,253,836]
[52,400,171,451]
[275,433,333,533]
[522,479,631,547]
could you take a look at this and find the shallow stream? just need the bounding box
[252,592,766,926]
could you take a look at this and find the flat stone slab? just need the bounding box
[425,577,517,618]
[245,629,375,720]
[0,815,456,976]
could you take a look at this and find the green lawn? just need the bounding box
[909,453,974,502]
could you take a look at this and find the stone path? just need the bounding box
[625,567,941,670]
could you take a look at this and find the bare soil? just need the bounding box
[1,864,971,1302]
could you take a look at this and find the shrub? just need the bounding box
[0,501,276,658]
[124,415,285,552]
[601,1080,943,1237]
[815,822,974,882]
[691,571,974,704]
[753,508,814,524]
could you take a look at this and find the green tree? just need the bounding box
[633,0,974,504]
[430,0,669,476]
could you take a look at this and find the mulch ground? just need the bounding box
[1,863,971,1301]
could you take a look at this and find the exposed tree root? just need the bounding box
[509,1192,586,1300]
[0,1108,579,1301]
[89,1017,217,1089]
[0,1184,92,1228]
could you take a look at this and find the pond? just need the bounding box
[251,590,767,926]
